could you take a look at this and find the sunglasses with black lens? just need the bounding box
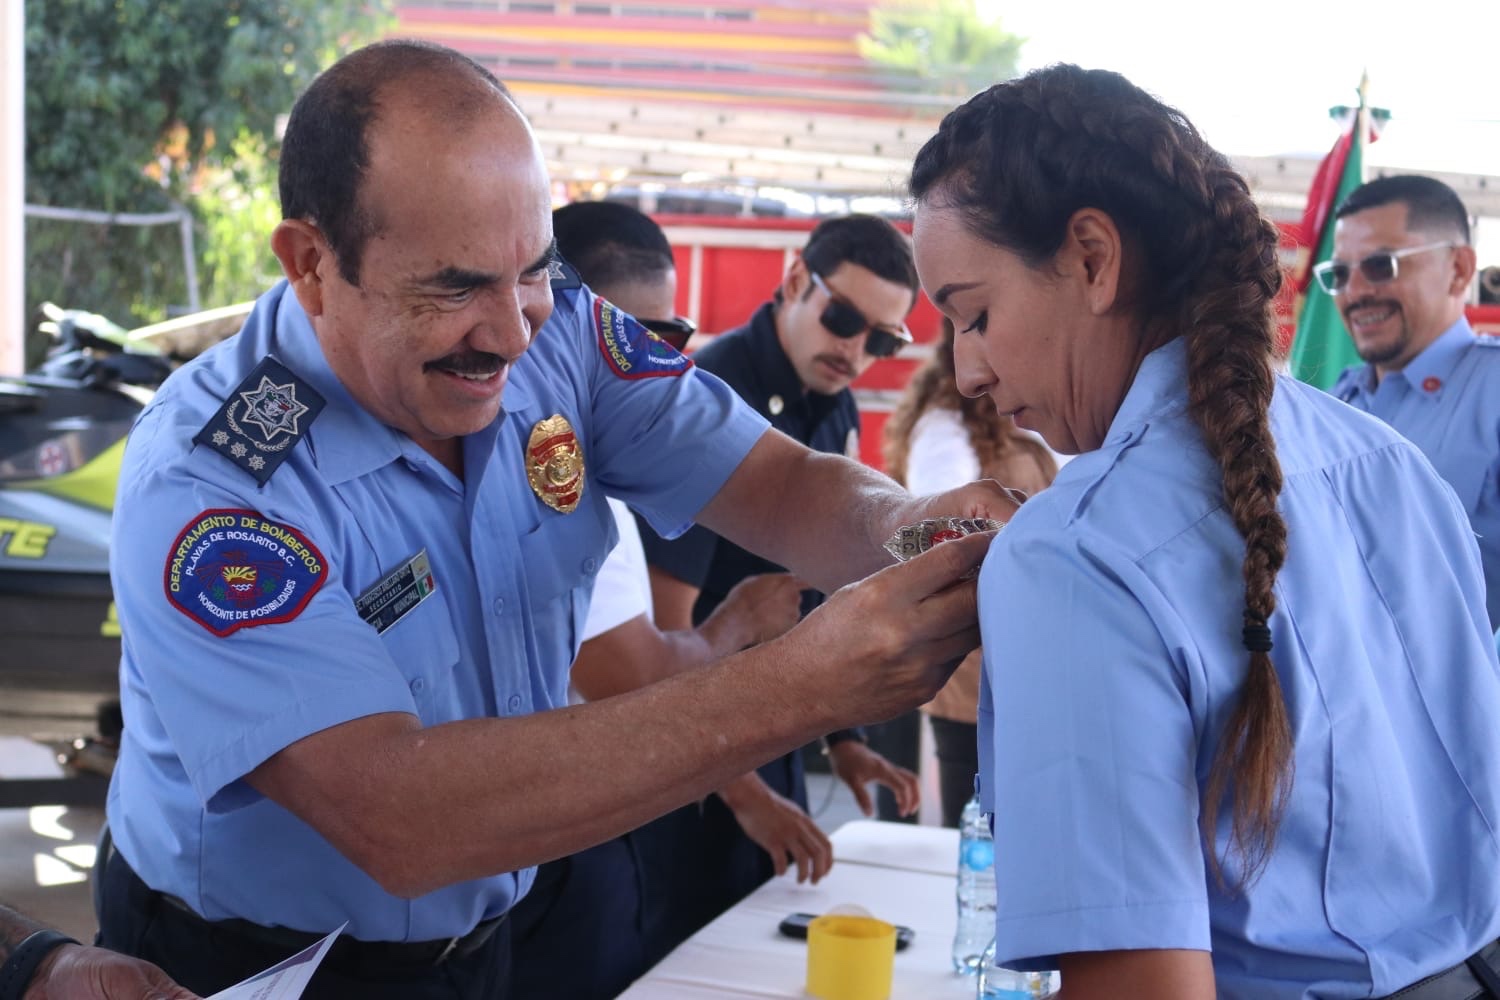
[1312,241,1458,294]
[639,316,697,352]
[809,271,913,359]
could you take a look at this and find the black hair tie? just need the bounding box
[1241,611,1273,654]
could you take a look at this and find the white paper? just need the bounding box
[206,922,346,1000]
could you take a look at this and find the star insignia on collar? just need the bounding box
[238,376,310,442]
[211,430,229,446]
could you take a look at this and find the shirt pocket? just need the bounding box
[516,497,617,666]
[376,590,461,723]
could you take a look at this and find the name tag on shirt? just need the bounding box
[355,550,436,635]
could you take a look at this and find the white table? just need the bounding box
[619,820,976,999]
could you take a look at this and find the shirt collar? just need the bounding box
[1057,337,1188,525]
[744,301,845,419]
[1399,317,1475,399]
[1103,336,1190,444]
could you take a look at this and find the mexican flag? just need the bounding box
[1287,103,1368,389]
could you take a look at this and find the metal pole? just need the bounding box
[178,206,201,313]
[1,0,25,376]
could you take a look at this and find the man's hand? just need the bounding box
[894,480,1023,543]
[25,943,200,1000]
[827,739,920,818]
[777,529,990,728]
[717,772,833,884]
[705,572,804,650]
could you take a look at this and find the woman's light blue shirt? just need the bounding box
[977,337,1500,998]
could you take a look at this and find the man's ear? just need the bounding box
[1452,243,1479,298]
[783,256,812,303]
[1063,208,1124,316]
[270,219,330,318]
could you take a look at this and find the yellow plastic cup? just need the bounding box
[805,913,897,1000]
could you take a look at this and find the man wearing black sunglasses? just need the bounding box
[1328,175,1500,629]
[637,213,924,938]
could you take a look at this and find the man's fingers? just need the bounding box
[847,776,874,817]
[896,530,994,594]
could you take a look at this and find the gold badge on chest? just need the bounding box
[527,414,585,514]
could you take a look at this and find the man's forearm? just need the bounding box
[698,431,911,594]
[252,629,844,898]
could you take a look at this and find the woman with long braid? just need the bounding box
[909,65,1500,999]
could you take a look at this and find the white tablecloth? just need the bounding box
[618,820,974,999]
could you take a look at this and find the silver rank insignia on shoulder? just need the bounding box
[527,414,585,514]
[193,356,325,485]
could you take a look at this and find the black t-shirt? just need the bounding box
[637,301,860,623]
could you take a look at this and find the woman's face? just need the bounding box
[911,200,1143,455]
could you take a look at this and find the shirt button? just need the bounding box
[410,677,426,694]
[582,557,598,575]
[507,694,523,712]
[492,597,505,616]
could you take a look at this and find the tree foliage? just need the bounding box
[859,0,1024,102]
[23,0,391,330]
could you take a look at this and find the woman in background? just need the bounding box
[883,318,1056,827]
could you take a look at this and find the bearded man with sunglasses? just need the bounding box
[1327,175,1500,627]
[637,213,924,945]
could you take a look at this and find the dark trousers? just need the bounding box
[509,836,648,1000]
[929,715,979,829]
[634,747,807,963]
[866,710,922,823]
[96,847,512,999]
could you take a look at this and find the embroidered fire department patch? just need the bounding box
[594,298,693,380]
[164,508,327,636]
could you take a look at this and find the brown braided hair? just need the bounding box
[884,318,1058,490]
[910,65,1290,886]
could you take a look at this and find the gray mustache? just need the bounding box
[427,352,504,375]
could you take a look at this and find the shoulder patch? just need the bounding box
[594,298,694,380]
[193,356,325,485]
[164,509,328,636]
[549,257,583,291]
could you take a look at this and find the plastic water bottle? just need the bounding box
[952,792,996,973]
[977,938,1060,998]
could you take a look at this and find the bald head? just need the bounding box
[279,40,524,285]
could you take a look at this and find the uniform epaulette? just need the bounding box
[192,355,325,485]
[549,258,582,291]
[1473,334,1500,349]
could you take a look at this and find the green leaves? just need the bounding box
[24,0,393,327]
[858,0,1024,101]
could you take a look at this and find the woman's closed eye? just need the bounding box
[960,311,988,335]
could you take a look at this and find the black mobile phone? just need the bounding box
[777,912,915,952]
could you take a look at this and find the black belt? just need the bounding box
[1380,939,1500,1000]
[112,846,505,971]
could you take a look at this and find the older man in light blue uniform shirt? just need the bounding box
[96,40,1001,1000]
[977,338,1500,999]
[1323,175,1500,628]
[106,274,761,943]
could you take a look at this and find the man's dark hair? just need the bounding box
[1335,174,1471,244]
[278,40,512,285]
[799,214,919,299]
[553,201,675,291]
